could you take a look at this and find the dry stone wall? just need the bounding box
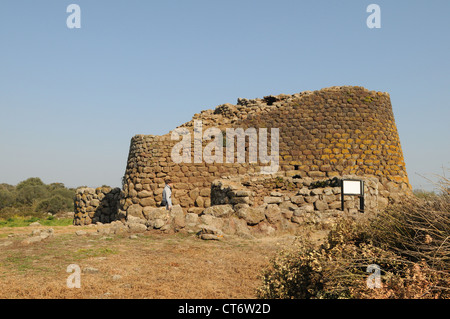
[73,187,122,226]
[74,175,385,241]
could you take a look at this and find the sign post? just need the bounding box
[341,179,365,213]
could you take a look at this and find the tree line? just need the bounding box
[0,177,75,218]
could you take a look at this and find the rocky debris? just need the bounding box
[220,217,253,239]
[127,223,147,233]
[0,241,13,247]
[97,220,128,236]
[112,274,122,281]
[198,225,224,241]
[54,211,75,219]
[21,228,54,245]
[83,267,99,274]
[29,222,41,227]
[171,205,186,231]
[144,207,170,229]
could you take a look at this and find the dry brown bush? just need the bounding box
[257,177,450,299]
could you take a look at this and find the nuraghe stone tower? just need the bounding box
[74,86,410,239]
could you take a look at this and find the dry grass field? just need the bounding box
[0,225,296,299]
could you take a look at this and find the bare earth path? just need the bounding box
[0,225,295,299]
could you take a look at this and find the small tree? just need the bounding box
[35,195,72,215]
[0,188,14,210]
[16,185,48,206]
[16,177,45,191]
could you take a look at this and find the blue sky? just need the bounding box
[0,0,449,190]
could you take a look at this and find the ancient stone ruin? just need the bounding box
[74,86,411,240]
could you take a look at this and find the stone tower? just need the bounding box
[74,86,410,231]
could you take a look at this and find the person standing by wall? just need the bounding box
[162,179,173,210]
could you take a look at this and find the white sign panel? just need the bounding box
[343,180,362,195]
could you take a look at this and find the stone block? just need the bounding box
[308,171,326,178]
[237,206,266,225]
[185,213,199,225]
[144,207,168,220]
[322,194,337,203]
[235,190,252,197]
[139,197,156,207]
[189,188,200,200]
[297,188,310,196]
[279,201,297,211]
[305,195,319,204]
[344,200,356,209]
[200,188,210,197]
[281,209,293,220]
[328,201,342,210]
[127,204,143,218]
[265,204,281,224]
[153,219,165,229]
[291,216,303,224]
[199,214,224,229]
[203,204,234,218]
[290,196,305,205]
[170,205,186,230]
[264,196,283,204]
[270,192,283,197]
[187,207,204,215]
[315,200,329,211]
[137,190,152,198]
[128,223,147,233]
[299,204,315,213]
[230,196,250,205]
[195,196,204,207]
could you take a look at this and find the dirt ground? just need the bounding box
[0,225,298,299]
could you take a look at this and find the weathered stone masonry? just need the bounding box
[74,86,410,237]
[73,187,121,225]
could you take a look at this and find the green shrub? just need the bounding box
[15,185,48,206]
[0,177,75,219]
[0,188,14,209]
[16,177,45,191]
[25,216,39,223]
[35,195,72,215]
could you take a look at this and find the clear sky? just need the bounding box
[0,0,449,191]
